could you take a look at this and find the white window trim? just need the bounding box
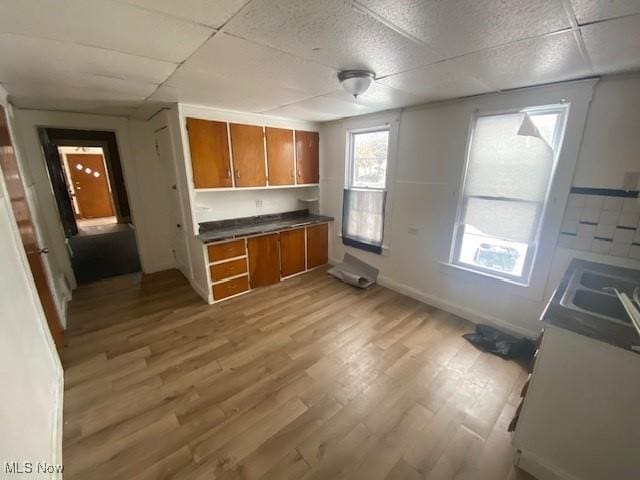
[341,115,400,253]
[447,103,570,286]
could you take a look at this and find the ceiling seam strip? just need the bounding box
[134,0,256,118]
[558,0,595,74]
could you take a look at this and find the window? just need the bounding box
[450,105,568,284]
[342,127,390,254]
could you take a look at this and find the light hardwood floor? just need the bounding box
[61,267,535,480]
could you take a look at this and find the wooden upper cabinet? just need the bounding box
[295,130,319,185]
[230,123,267,187]
[307,223,328,269]
[280,228,306,277]
[247,234,280,288]
[186,117,232,189]
[266,127,295,185]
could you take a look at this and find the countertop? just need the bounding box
[542,258,640,352]
[197,209,333,244]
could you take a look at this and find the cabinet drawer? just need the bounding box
[208,239,245,262]
[212,275,249,300]
[210,258,247,281]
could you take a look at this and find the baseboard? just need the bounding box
[341,262,539,339]
[143,261,177,274]
[516,449,579,480]
[189,277,210,303]
[51,369,63,478]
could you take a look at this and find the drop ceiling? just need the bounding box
[0,0,638,121]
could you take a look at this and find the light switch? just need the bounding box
[255,199,263,208]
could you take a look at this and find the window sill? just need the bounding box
[336,232,389,254]
[439,261,530,288]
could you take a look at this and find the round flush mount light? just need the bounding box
[338,70,375,99]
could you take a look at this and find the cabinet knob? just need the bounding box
[235,170,240,179]
[226,169,231,178]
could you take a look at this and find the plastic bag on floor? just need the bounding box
[462,324,535,359]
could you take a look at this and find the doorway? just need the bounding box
[39,129,141,284]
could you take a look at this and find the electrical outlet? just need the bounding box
[255,199,263,208]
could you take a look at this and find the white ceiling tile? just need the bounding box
[326,82,427,110]
[356,0,571,57]
[0,34,176,86]
[223,0,442,77]
[569,0,640,24]
[180,33,338,96]
[581,15,640,74]
[280,96,376,117]
[262,104,343,122]
[454,31,591,90]
[378,61,494,101]
[155,68,311,113]
[121,0,249,28]
[0,0,213,62]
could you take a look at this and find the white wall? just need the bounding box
[320,79,600,337]
[0,87,63,478]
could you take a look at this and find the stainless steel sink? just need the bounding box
[560,268,639,326]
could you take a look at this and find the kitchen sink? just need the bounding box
[560,268,638,326]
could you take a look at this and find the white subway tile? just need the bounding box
[567,193,586,208]
[590,238,611,254]
[563,206,582,222]
[610,241,631,257]
[603,197,623,211]
[618,212,640,228]
[557,233,575,249]
[629,244,640,260]
[584,195,604,209]
[613,227,634,245]
[580,208,601,223]
[598,210,620,226]
[595,223,616,239]
[622,198,640,213]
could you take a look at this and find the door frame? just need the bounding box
[38,128,132,237]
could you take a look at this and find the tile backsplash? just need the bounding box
[558,188,640,259]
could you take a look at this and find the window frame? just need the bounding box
[449,103,569,286]
[346,125,391,191]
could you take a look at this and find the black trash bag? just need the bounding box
[462,324,535,359]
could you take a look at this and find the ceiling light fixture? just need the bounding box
[338,70,375,99]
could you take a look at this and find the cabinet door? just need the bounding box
[230,123,267,187]
[186,117,232,188]
[280,228,306,277]
[248,234,280,288]
[295,130,319,184]
[306,223,328,269]
[266,127,295,185]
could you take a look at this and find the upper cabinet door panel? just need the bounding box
[295,130,319,185]
[186,118,232,188]
[266,127,295,186]
[230,123,267,187]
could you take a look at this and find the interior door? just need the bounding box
[266,127,295,185]
[280,228,306,277]
[67,153,114,219]
[295,130,319,184]
[0,106,63,347]
[186,118,232,188]
[247,233,280,288]
[230,123,267,187]
[155,126,189,275]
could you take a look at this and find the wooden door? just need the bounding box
[280,228,306,277]
[0,106,63,347]
[295,130,319,184]
[307,223,328,269]
[230,123,267,187]
[67,153,114,219]
[266,127,294,185]
[247,234,280,288]
[186,118,232,188]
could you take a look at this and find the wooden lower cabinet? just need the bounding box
[206,223,330,303]
[247,233,280,288]
[279,228,306,277]
[306,223,328,269]
[212,276,249,300]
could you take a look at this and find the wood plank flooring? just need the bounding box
[61,268,535,480]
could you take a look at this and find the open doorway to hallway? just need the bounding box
[40,129,141,284]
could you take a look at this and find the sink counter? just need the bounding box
[542,258,640,352]
[196,209,333,244]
